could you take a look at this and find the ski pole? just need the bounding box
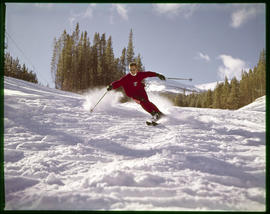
[90,91,108,113]
[167,77,192,81]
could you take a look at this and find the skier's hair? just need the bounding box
[129,62,137,68]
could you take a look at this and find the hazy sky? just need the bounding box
[5,3,265,87]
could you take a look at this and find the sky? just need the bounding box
[5,3,266,87]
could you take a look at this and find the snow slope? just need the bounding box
[238,96,266,112]
[4,77,266,211]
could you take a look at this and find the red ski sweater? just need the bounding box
[111,71,157,99]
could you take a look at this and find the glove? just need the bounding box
[156,73,166,81]
[107,85,113,91]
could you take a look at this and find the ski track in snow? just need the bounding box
[4,77,266,211]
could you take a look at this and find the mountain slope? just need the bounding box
[195,81,220,91]
[238,96,266,112]
[4,77,265,211]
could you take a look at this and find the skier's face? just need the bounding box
[129,66,138,76]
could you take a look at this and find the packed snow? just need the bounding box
[4,76,265,211]
[238,96,266,112]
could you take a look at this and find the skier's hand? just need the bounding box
[156,73,166,81]
[107,85,113,91]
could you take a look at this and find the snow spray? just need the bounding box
[83,88,123,112]
[147,92,173,114]
[83,88,173,114]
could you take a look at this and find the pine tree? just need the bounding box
[93,32,101,86]
[239,70,248,107]
[228,77,240,109]
[189,93,196,107]
[51,37,58,87]
[174,93,183,106]
[213,82,223,108]
[120,47,127,74]
[127,29,135,66]
[256,49,266,97]
[20,64,27,80]
[13,57,21,78]
[135,53,143,71]
[64,34,75,91]
[222,76,230,109]
[205,90,213,108]
[94,33,105,85]
[105,36,115,84]
[73,23,80,45]
[248,68,254,102]
[114,57,124,80]
[82,31,91,90]
[196,95,202,108]
[75,32,83,90]
[55,29,67,89]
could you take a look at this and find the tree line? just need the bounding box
[173,49,266,110]
[51,23,144,92]
[4,52,38,83]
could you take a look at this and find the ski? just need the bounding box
[146,121,159,126]
[146,112,166,126]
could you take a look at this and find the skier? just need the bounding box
[107,62,166,123]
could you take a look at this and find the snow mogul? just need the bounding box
[107,62,166,124]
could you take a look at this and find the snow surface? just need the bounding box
[238,96,266,112]
[4,76,266,211]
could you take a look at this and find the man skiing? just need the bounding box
[107,62,166,122]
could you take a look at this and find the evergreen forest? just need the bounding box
[173,49,266,110]
[4,52,38,84]
[51,23,144,92]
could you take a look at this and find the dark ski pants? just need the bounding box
[132,91,161,115]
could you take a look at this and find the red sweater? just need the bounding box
[111,71,157,98]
